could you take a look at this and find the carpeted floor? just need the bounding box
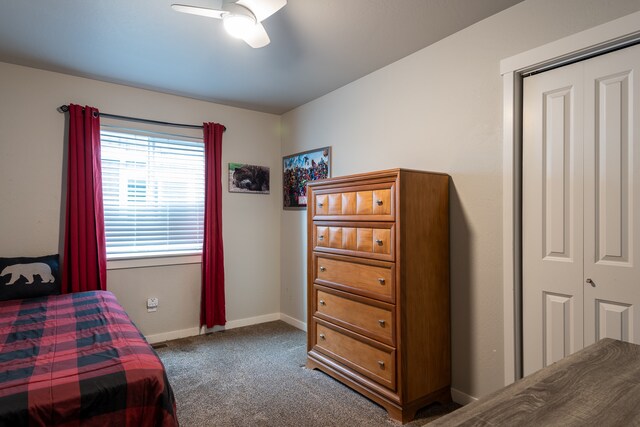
[155,321,459,426]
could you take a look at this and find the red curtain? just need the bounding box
[62,104,107,293]
[201,123,226,328]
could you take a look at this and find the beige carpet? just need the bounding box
[155,321,459,426]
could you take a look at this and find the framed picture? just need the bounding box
[228,163,270,194]
[283,146,331,209]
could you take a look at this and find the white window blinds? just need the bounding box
[100,128,205,258]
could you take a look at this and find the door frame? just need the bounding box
[501,10,640,385]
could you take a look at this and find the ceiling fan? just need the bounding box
[172,0,286,48]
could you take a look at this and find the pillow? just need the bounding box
[0,255,61,301]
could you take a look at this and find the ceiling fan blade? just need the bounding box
[236,0,286,22]
[171,4,225,19]
[241,23,270,48]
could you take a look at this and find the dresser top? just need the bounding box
[306,168,449,188]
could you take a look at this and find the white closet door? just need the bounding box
[523,44,640,375]
[523,62,584,376]
[583,44,640,347]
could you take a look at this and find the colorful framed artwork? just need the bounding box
[228,163,270,194]
[282,146,331,209]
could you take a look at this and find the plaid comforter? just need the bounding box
[0,291,178,426]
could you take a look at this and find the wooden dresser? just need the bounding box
[306,168,450,423]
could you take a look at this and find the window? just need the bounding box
[100,128,205,259]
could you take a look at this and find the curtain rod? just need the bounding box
[57,105,226,132]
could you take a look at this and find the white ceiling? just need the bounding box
[0,0,523,114]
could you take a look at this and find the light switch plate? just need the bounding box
[147,297,158,312]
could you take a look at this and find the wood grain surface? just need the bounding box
[313,253,396,303]
[432,338,640,426]
[307,169,450,423]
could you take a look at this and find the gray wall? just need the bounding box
[0,62,282,340]
[280,0,640,399]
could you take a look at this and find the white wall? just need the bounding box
[0,62,282,340]
[280,0,640,399]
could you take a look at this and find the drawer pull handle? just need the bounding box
[377,278,385,285]
[376,200,383,206]
[378,319,385,326]
[375,239,383,246]
[319,266,326,272]
[319,300,326,306]
[318,202,324,207]
[318,235,324,240]
[319,333,326,340]
[377,360,385,368]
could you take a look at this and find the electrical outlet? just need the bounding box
[147,297,158,313]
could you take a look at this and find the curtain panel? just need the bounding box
[201,122,226,328]
[62,104,107,293]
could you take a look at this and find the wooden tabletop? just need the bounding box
[431,338,640,426]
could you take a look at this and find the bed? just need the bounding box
[0,290,178,426]
[431,338,640,426]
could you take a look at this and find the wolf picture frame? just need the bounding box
[228,163,270,194]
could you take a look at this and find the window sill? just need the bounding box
[107,253,202,270]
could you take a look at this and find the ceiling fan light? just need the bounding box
[223,14,256,39]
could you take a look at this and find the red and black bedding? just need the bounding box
[0,291,178,426]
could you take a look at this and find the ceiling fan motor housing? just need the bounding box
[222,3,257,39]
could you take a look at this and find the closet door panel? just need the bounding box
[584,44,640,346]
[523,62,584,376]
[596,300,632,342]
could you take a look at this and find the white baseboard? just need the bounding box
[146,312,307,344]
[146,326,201,344]
[224,312,281,330]
[280,313,307,331]
[451,388,478,406]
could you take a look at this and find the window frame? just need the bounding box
[99,125,206,265]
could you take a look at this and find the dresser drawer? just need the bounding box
[314,286,394,345]
[313,320,396,390]
[314,254,395,303]
[313,222,394,261]
[313,183,395,221]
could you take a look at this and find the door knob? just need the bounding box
[586,278,596,287]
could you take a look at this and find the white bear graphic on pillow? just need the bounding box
[0,263,55,285]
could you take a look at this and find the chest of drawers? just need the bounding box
[306,169,450,423]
